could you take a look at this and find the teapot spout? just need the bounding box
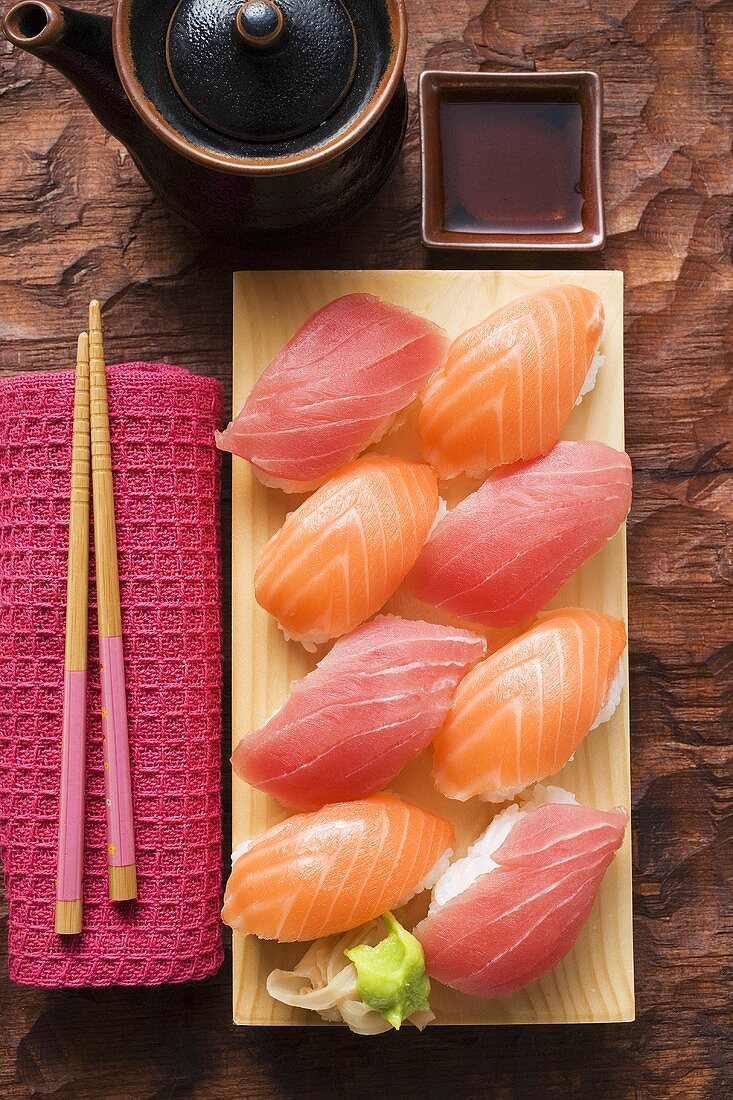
[2,2,138,144]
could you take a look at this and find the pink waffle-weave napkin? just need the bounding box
[0,363,224,986]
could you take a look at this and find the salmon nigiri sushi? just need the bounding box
[255,454,439,648]
[217,294,449,492]
[432,609,627,802]
[419,284,605,479]
[414,786,627,998]
[233,616,486,810]
[406,441,632,628]
[222,794,454,941]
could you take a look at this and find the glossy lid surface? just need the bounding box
[116,0,405,171]
[166,0,357,141]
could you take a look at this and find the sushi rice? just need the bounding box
[427,496,448,537]
[590,657,625,730]
[231,837,254,866]
[395,846,453,908]
[574,344,605,406]
[429,784,578,914]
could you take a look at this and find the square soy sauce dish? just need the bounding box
[419,70,605,251]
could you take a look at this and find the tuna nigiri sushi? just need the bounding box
[222,794,454,941]
[255,454,439,648]
[233,616,486,809]
[217,294,449,492]
[419,284,605,479]
[414,786,627,998]
[433,609,627,802]
[406,440,632,628]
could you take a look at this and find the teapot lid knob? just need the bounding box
[235,1,284,49]
[166,0,358,144]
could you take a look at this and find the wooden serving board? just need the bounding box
[231,269,633,1026]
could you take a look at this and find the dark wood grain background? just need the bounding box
[1,0,732,1096]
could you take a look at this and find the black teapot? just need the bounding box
[3,0,408,241]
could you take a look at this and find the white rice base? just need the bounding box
[395,848,453,908]
[427,496,448,538]
[574,344,605,407]
[479,783,528,805]
[254,468,328,494]
[428,784,578,914]
[231,838,254,866]
[591,658,625,731]
[279,623,326,653]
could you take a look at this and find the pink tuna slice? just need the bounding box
[216,294,449,486]
[407,440,632,627]
[414,802,627,999]
[232,615,486,810]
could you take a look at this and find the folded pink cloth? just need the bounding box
[0,363,224,986]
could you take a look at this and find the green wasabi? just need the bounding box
[345,912,431,1030]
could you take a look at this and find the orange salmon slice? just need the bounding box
[419,284,605,479]
[433,608,627,801]
[255,454,439,647]
[222,794,454,941]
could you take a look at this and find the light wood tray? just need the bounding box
[231,269,633,1026]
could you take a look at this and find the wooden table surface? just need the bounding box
[1,0,731,1096]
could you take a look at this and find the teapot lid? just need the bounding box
[166,0,358,142]
[112,0,407,174]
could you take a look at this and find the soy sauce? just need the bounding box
[440,99,584,235]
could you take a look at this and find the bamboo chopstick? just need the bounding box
[55,333,91,935]
[89,300,137,902]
